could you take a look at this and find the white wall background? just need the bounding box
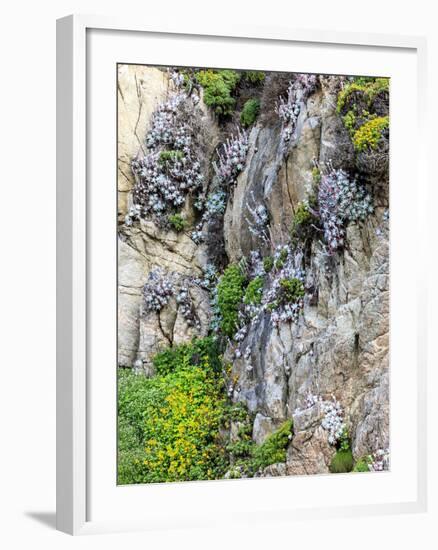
[0,1,436,548]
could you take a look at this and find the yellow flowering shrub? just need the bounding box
[352,116,389,152]
[118,339,227,484]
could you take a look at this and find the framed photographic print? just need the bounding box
[56,15,427,535]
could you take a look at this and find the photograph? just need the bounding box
[117,64,390,485]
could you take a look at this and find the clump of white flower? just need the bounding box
[214,129,249,186]
[142,269,174,313]
[320,396,346,446]
[318,168,373,254]
[128,78,206,226]
[170,70,185,88]
[203,189,227,218]
[176,284,200,330]
[266,246,306,326]
[190,222,205,244]
[245,192,270,244]
[124,203,142,226]
[295,392,346,447]
[276,74,318,147]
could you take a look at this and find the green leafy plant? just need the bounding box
[278,278,305,304]
[240,98,261,127]
[263,256,274,273]
[275,247,289,269]
[244,71,266,85]
[290,202,317,242]
[337,77,389,157]
[337,77,389,115]
[196,69,240,116]
[243,276,264,305]
[159,150,185,164]
[152,336,222,376]
[329,449,354,473]
[217,264,246,337]
[338,427,351,452]
[168,213,187,232]
[353,456,371,472]
[311,167,321,184]
[251,420,293,472]
[118,339,227,485]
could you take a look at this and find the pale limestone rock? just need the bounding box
[118,237,149,367]
[117,65,169,220]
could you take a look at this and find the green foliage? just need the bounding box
[263,256,274,273]
[196,69,240,116]
[227,419,293,476]
[293,202,313,227]
[337,77,389,115]
[352,116,389,152]
[167,213,187,232]
[251,420,293,472]
[159,149,185,164]
[152,337,222,376]
[290,202,319,247]
[244,71,266,85]
[118,339,227,484]
[278,278,305,304]
[338,427,351,452]
[337,77,389,151]
[275,248,289,269]
[312,166,321,184]
[352,76,376,86]
[329,449,354,473]
[353,457,371,472]
[243,276,264,305]
[217,265,246,337]
[240,98,261,127]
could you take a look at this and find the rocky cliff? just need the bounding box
[117,66,390,479]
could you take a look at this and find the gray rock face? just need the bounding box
[224,79,389,475]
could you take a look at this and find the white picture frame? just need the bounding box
[56,14,428,535]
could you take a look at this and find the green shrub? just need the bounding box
[337,77,389,150]
[251,420,293,472]
[352,116,389,152]
[118,341,227,484]
[263,256,274,273]
[196,69,240,116]
[240,98,261,127]
[243,276,264,305]
[329,449,354,473]
[338,427,351,452]
[159,150,185,164]
[353,457,371,472]
[152,337,222,376]
[278,278,305,303]
[275,248,289,269]
[291,202,312,230]
[217,265,246,337]
[337,77,389,115]
[168,213,187,232]
[244,71,266,85]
